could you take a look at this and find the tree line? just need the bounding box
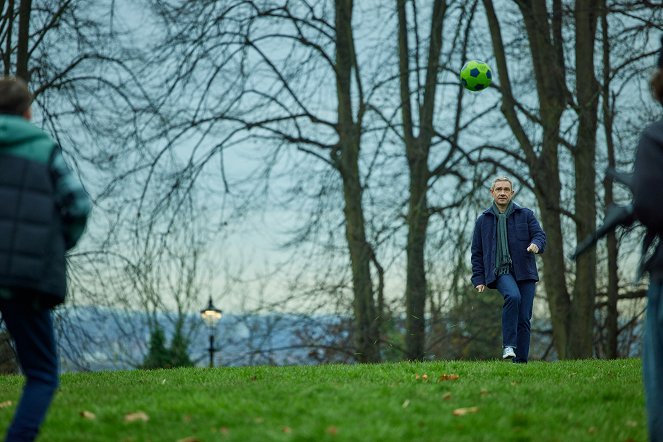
[1,0,661,369]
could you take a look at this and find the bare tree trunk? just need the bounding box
[485,0,573,358]
[569,0,599,359]
[599,0,619,358]
[15,0,29,81]
[397,0,446,361]
[2,0,15,75]
[335,0,379,363]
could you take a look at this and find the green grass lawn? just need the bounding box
[0,359,646,441]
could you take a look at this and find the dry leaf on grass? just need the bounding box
[442,392,452,401]
[402,399,410,408]
[439,374,460,381]
[0,401,13,409]
[452,406,479,416]
[176,438,200,442]
[326,426,338,435]
[282,426,292,433]
[80,410,96,420]
[124,411,149,423]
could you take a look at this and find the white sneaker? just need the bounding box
[502,346,516,360]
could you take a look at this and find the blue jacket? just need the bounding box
[470,203,546,289]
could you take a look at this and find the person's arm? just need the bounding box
[527,210,546,254]
[471,217,486,290]
[50,148,92,250]
[632,125,663,233]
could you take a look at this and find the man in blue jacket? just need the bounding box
[0,76,91,441]
[471,177,546,363]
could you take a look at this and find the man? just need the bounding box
[0,76,91,441]
[633,36,663,442]
[470,177,546,363]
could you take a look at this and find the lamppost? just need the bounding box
[200,297,223,368]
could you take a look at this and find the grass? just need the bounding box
[0,359,645,442]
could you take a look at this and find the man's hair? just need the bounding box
[491,176,514,191]
[0,76,33,116]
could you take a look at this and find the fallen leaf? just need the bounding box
[415,374,420,380]
[326,426,338,435]
[182,414,192,423]
[282,426,292,433]
[176,438,199,442]
[422,374,429,381]
[124,411,149,423]
[626,420,638,428]
[442,392,452,401]
[480,388,489,397]
[220,427,230,435]
[587,427,597,434]
[402,399,410,408]
[0,401,13,409]
[452,406,479,416]
[439,374,460,381]
[80,410,96,420]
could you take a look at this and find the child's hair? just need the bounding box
[654,35,663,105]
[652,69,663,105]
[0,76,33,116]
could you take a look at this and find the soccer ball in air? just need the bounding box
[460,60,492,92]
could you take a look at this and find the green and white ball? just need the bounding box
[460,60,492,92]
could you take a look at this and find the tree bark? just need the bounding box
[3,0,15,75]
[335,0,379,363]
[397,0,446,360]
[569,0,599,359]
[600,1,619,359]
[16,0,30,81]
[486,0,573,358]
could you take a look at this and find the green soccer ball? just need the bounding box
[460,60,492,92]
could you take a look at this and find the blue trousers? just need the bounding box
[0,297,59,442]
[644,280,663,442]
[495,274,536,363]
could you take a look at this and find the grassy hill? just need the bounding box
[0,358,645,441]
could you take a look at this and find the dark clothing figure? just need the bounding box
[471,186,546,364]
[0,79,91,442]
[633,118,663,442]
[471,203,546,289]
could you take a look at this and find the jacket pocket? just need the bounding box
[516,223,529,241]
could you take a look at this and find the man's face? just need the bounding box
[490,180,514,209]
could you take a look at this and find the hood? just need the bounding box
[0,115,52,149]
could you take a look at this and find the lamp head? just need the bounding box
[200,297,222,328]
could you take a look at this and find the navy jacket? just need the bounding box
[471,203,546,289]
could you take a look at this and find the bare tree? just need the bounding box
[479,0,660,359]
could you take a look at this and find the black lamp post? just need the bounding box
[200,297,223,368]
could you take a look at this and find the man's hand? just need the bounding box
[475,284,486,293]
[527,243,539,254]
